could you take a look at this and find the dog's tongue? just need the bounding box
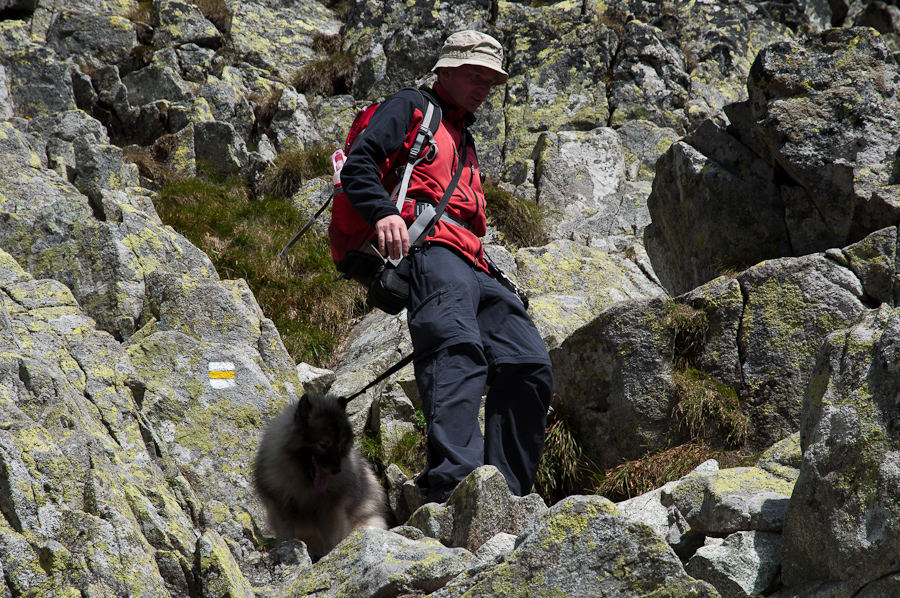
[314,463,328,492]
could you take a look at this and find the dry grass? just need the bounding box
[125,0,153,24]
[193,0,232,34]
[663,300,709,369]
[593,442,755,502]
[291,51,354,96]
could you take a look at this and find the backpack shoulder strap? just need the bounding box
[393,87,442,211]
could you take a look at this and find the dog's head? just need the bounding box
[292,394,354,475]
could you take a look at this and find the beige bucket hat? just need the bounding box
[432,30,508,84]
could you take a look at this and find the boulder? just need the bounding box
[1,46,75,118]
[90,64,135,126]
[72,137,140,206]
[177,43,216,83]
[553,244,871,467]
[152,0,223,49]
[129,98,215,147]
[0,0,34,12]
[193,120,248,175]
[285,527,479,598]
[329,309,413,435]
[646,27,900,296]
[749,27,900,250]
[497,2,616,178]
[25,109,110,181]
[342,0,469,100]
[199,66,255,142]
[406,466,548,553]
[122,63,194,108]
[229,0,340,82]
[736,253,868,447]
[670,467,795,535]
[608,19,691,133]
[0,253,203,596]
[644,119,788,297]
[617,460,720,559]
[515,240,667,350]
[46,11,137,68]
[267,86,323,151]
[295,362,335,396]
[686,531,783,598]
[532,127,633,240]
[432,494,720,598]
[0,66,13,120]
[779,305,900,593]
[550,295,683,469]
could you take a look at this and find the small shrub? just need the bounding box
[358,410,427,481]
[253,86,284,130]
[387,427,427,479]
[310,32,341,54]
[322,0,353,20]
[714,253,757,279]
[483,180,548,249]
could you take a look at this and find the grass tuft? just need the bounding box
[125,0,153,24]
[673,368,749,446]
[124,145,175,187]
[483,179,548,249]
[534,398,597,505]
[258,145,333,199]
[291,34,354,96]
[358,409,427,482]
[663,299,709,369]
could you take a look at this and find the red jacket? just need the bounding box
[340,82,489,273]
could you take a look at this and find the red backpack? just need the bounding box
[280,88,442,286]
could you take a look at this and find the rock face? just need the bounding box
[3,0,900,596]
[645,27,900,297]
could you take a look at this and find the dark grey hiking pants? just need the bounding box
[407,244,553,498]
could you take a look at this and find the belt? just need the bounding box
[409,199,473,231]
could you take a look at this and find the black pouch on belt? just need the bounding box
[367,258,412,315]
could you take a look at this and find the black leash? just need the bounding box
[345,351,415,402]
[279,192,334,259]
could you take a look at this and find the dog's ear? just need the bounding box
[295,394,312,421]
[337,396,351,411]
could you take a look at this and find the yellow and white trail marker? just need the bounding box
[208,362,236,388]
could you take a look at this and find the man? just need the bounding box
[340,30,553,501]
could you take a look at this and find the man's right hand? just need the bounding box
[375,214,409,260]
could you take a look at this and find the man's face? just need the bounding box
[439,64,503,113]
